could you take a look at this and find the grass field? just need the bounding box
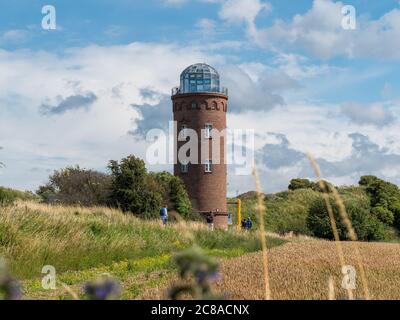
[1,201,399,300]
[142,237,400,300]
[0,201,284,299]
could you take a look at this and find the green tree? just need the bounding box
[37,166,112,206]
[306,195,387,241]
[108,155,162,217]
[151,171,192,218]
[371,206,394,225]
[359,175,400,229]
[288,179,314,191]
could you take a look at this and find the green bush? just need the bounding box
[266,189,321,235]
[371,206,394,225]
[359,175,400,230]
[0,188,17,206]
[306,195,388,241]
[108,155,163,217]
[36,166,112,206]
[287,178,334,193]
[288,178,314,191]
[0,187,36,206]
[151,172,192,218]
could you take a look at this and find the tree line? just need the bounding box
[289,176,400,241]
[36,155,193,219]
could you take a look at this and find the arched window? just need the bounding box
[191,101,198,110]
[211,101,218,110]
[222,102,226,112]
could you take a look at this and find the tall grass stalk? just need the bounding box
[252,166,271,300]
[328,276,335,300]
[307,153,371,300]
[329,183,371,299]
[307,153,353,300]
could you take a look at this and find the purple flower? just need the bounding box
[0,276,22,300]
[83,276,121,300]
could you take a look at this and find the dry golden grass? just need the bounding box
[214,239,400,300]
[140,239,400,300]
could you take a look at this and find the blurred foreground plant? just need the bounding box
[0,259,22,300]
[83,274,121,300]
[169,246,223,300]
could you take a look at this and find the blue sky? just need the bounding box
[0,0,400,194]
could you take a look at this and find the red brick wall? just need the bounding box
[172,93,228,229]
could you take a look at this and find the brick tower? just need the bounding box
[171,63,228,229]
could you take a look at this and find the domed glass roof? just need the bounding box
[179,63,221,94]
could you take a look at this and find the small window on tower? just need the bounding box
[204,123,213,139]
[205,160,212,173]
[181,163,189,173]
[191,102,197,109]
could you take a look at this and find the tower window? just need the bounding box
[191,102,197,109]
[205,160,212,173]
[181,163,189,173]
[204,123,213,139]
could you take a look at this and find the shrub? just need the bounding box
[264,188,321,235]
[151,172,192,218]
[359,175,400,229]
[36,166,112,206]
[288,178,334,193]
[371,206,394,225]
[108,155,162,217]
[0,188,17,206]
[288,179,314,191]
[0,187,36,206]
[306,195,388,241]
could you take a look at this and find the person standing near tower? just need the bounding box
[160,206,168,225]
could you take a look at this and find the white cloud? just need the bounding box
[219,0,400,60]
[219,0,270,24]
[0,40,399,194]
[219,0,271,42]
[341,102,395,127]
[196,18,217,36]
[227,102,400,193]
[0,29,28,44]
[0,43,220,190]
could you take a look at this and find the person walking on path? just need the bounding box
[245,217,253,231]
[160,206,168,225]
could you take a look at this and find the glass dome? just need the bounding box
[179,63,221,94]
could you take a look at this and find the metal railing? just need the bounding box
[172,86,228,96]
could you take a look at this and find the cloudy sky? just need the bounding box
[0,0,399,195]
